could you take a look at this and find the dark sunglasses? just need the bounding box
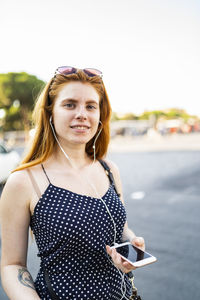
[55,66,103,78]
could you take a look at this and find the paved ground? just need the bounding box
[109,151,200,300]
[0,144,200,299]
[109,132,200,152]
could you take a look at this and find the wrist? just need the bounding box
[122,226,137,243]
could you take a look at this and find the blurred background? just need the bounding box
[0,0,200,299]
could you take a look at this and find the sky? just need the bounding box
[1,0,200,116]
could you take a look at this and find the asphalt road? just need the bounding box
[0,150,200,299]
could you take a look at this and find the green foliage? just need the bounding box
[0,72,45,131]
[119,113,138,120]
[113,108,199,122]
[0,72,45,108]
[139,110,166,120]
[164,108,191,121]
[111,112,139,121]
[111,112,120,121]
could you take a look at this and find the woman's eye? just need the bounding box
[87,105,96,110]
[64,103,75,108]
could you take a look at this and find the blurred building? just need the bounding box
[111,118,200,138]
[111,120,152,137]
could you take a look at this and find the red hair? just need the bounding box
[14,70,112,171]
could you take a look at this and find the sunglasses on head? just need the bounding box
[55,66,103,78]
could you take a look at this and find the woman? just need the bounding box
[0,67,145,300]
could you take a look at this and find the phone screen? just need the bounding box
[115,244,152,263]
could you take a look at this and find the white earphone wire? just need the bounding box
[49,116,129,299]
[92,120,103,163]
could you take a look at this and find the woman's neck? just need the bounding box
[51,143,93,170]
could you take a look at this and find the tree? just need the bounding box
[111,112,120,121]
[139,110,166,120]
[120,113,138,120]
[0,72,45,132]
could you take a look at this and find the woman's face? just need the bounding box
[52,81,101,147]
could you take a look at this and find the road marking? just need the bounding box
[130,191,145,200]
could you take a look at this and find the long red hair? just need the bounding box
[14,69,112,172]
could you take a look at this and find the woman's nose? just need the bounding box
[75,106,87,120]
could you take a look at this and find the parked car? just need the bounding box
[0,143,20,184]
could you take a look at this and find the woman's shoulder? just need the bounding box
[3,164,41,197]
[102,158,119,171]
[101,158,120,177]
[6,168,30,189]
[0,169,32,212]
[101,158,124,202]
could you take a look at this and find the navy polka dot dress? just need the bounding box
[30,161,132,299]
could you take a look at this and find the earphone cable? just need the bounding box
[49,116,129,299]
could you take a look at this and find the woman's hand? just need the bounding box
[106,236,145,274]
[131,236,145,251]
[106,245,136,273]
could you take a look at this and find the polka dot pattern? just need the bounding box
[30,180,132,299]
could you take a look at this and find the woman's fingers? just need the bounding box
[106,245,120,265]
[106,245,111,255]
[113,248,122,265]
[106,237,146,273]
[106,245,136,273]
[121,259,134,270]
[132,237,145,251]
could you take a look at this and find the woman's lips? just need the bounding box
[70,125,90,133]
[70,125,90,129]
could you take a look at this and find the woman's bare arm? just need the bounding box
[0,170,40,300]
[105,159,144,243]
[105,159,145,273]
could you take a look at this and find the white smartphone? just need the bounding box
[110,242,157,268]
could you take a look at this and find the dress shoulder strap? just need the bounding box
[41,164,51,184]
[98,159,121,198]
[26,169,41,199]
